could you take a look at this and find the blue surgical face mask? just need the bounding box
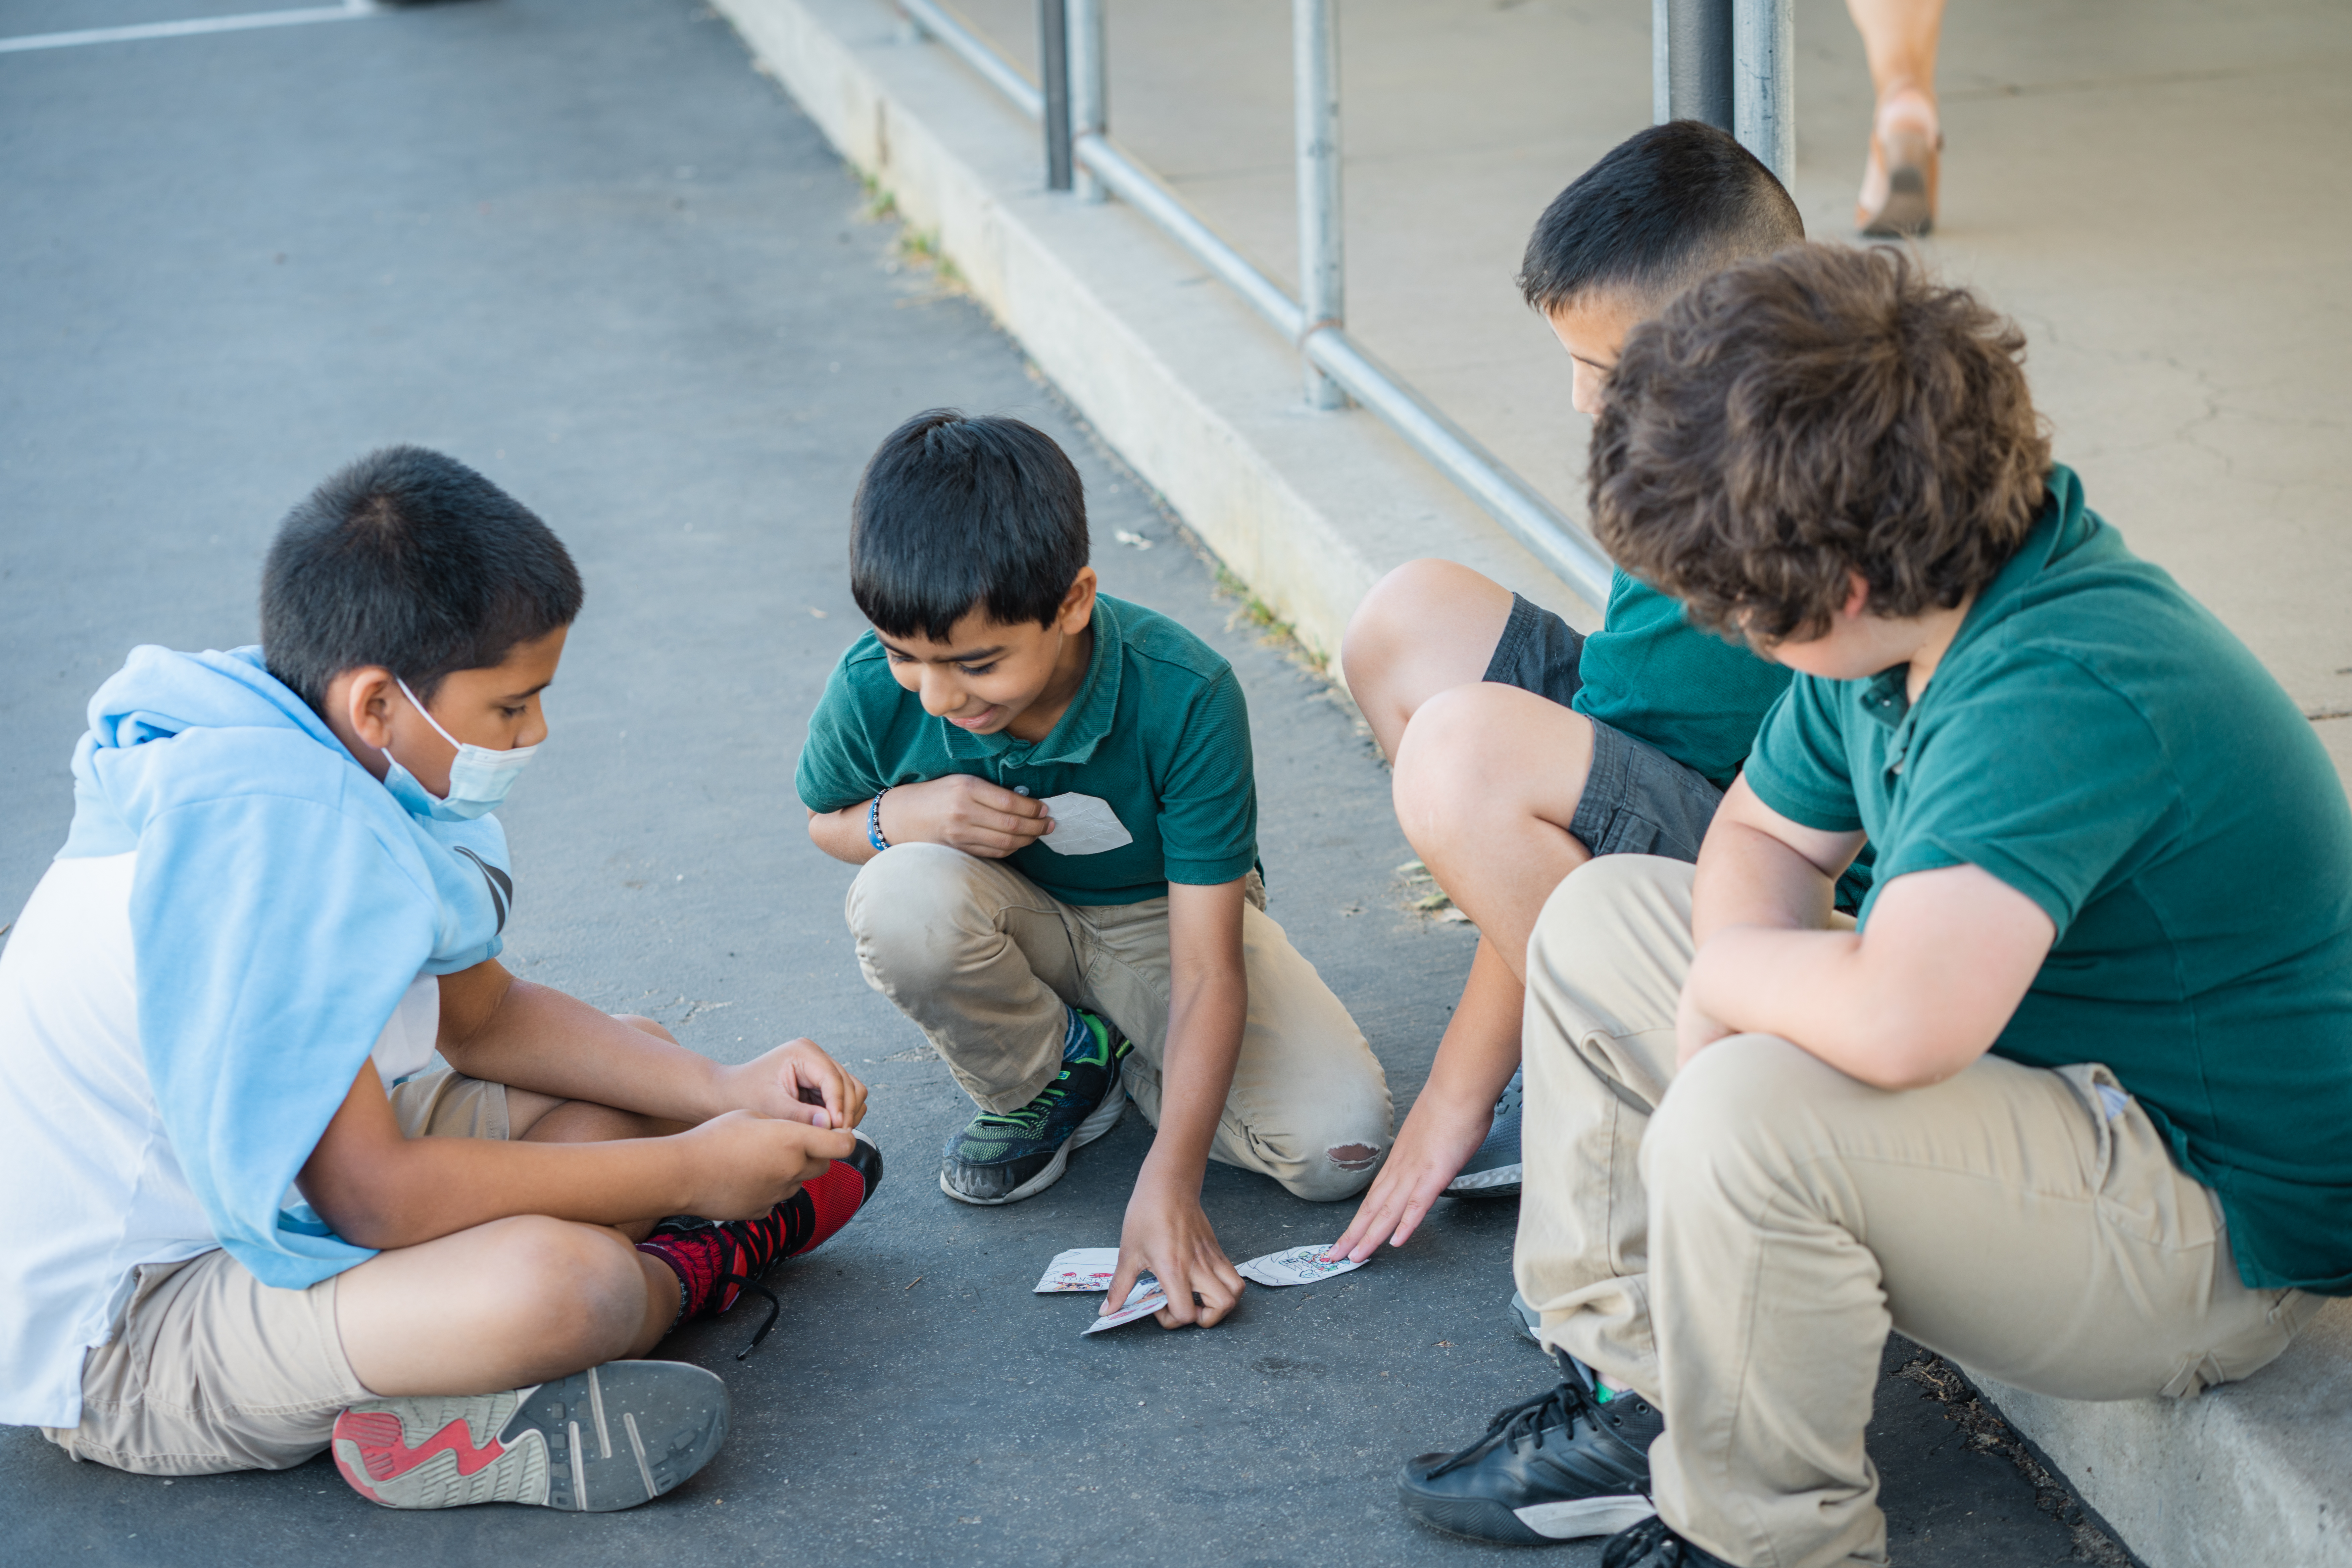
[378,676,541,822]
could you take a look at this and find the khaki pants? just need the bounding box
[1515,856,2318,1568]
[42,1070,509,1475]
[846,843,1391,1201]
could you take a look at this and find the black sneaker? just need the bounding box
[1602,1516,1737,1567]
[1399,1371,1663,1544]
[939,1010,1130,1205]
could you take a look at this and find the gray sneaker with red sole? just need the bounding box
[332,1360,729,1512]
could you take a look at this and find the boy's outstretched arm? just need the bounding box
[298,1061,853,1251]
[1100,877,1251,1329]
[436,960,868,1131]
[1328,938,1519,1263]
[1680,779,2055,1089]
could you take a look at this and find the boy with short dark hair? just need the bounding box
[798,409,1391,1327]
[1335,120,1850,1256]
[1397,245,2352,1566]
[0,447,881,1508]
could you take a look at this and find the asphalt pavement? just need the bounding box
[0,2,2102,1563]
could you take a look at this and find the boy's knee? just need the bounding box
[1527,855,1684,983]
[844,843,984,981]
[1391,684,1525,846]
[1644,1036,1833,1213]
[1343,559,1475,679]
[497,1217,644,1346]
[1272,1141,1386,1203]
[847,840,972,913]
[1263,1093,1394,1202]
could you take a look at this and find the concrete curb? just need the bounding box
[710,0,1599,672]
[1967,1297,2351,1568]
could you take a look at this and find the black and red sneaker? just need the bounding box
[635,1127,883,1358]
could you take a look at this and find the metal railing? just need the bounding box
[895,0,1793,612]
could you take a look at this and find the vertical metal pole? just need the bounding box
[1293,0,1343,409]
[1732,0,1794,188]
[1651,0,1671,125]
[1039,0,1073,191]
[1665,0,1734,130]
[1068,0,1106,203]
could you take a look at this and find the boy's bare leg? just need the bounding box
[334,1216,676,1396]
[1394,684,1596,980]
[338,1012,692,1396]
[1341,559,1517,762]
[1334,689,1597,1256]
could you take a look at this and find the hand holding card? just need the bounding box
[1081,1276,1171,1334]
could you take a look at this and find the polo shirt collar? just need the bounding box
[945,594,1125,768]
[1943,465,2086,667]
[1858,466,2087,736]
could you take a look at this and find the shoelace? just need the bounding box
[653,1208,792,1360]
[713,1270,782,1362]
[1425,1374,1606,1479]
[1495,1074,1523,1121]
[970,1067,1082,1138]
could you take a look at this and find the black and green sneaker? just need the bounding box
[939,1008,1132,1206]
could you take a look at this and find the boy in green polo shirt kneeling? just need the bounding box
[1397,246,2352,1565]
[799,409,1393,1329]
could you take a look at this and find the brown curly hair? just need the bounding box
[1587,244,2051,644]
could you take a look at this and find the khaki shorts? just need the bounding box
[41,1069,509,1476]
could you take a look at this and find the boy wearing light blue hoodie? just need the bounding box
[0,448,882,1510]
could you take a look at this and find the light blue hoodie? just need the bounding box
[62,645,511,1289]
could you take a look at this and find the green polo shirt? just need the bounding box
[794,594,1258,906]
[1576,569,1876,910]
[1745,466,2352,1294]
[1573,570,1797,791]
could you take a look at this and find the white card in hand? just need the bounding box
[1035,1246,1122,1293]
[1236,1244,1367,1288]
[1037,792,1134,856]
[1083,1276,1169,1334]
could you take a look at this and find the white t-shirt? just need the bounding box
[0,852,438,1429]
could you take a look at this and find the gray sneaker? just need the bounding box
[1445,1067,1523,1196]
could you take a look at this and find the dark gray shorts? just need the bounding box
[1481,593,1724,863]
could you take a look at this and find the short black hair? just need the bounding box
[1518,120,1804,315]
[849,409,1088,641]
[260,446,583,714]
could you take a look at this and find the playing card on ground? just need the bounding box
[1236,1244,1367,1288]
[1081,1276,1168,1334]
[1034,1246,1122,1293]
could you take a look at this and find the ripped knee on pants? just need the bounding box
[1275,1141,1385,1203]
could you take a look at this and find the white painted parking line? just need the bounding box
[0,1,377,55]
